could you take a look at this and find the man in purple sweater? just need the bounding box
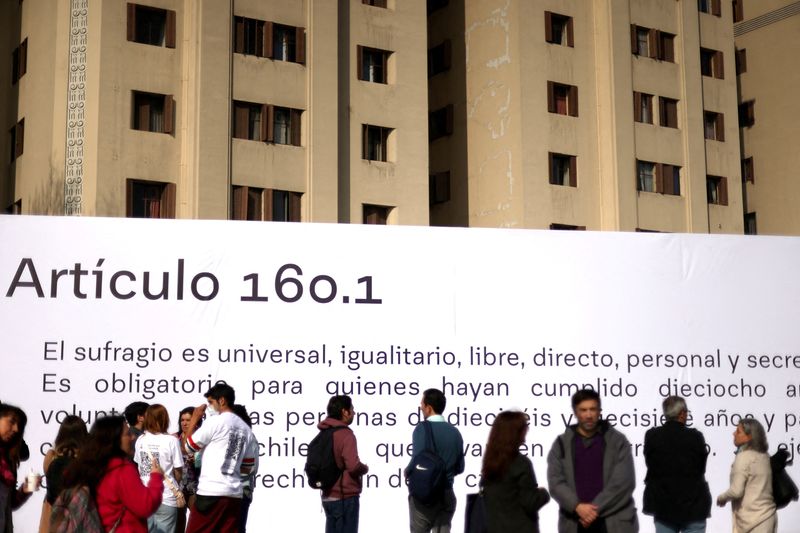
[317,395,369,533]
[547,388,638,533]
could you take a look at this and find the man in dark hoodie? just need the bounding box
[547,388,638,533]
[317,395,369,533]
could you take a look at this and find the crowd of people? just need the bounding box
[0,386,783,533]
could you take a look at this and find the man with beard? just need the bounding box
[547,388,638,533]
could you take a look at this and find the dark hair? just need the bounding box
[0,403,27,467]
[422,389,446,414]
[62,415,128,495]
[54,415,88,458]
[232,405,252,428]
[144,404,169,434]
[327,395,353,420]
[177,406,201,435]
[123,402,149,426]
[205,383,235,406]
[481,411,528,482]
[571,388,601,410]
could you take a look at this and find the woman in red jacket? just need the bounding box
[62,415,163,533]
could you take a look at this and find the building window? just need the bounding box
[704,111,725,141]
[127,3,176,48]
[744,212,756,235]
[427,0,448,15]
[659,97,678,128]
[232,186,301,222]
[429,171,451,205]
[547,82,578,117]
[358,46,390,83]
[733,0,744,23]
[549,153,577,187]
[9,119,24,162]
[233,102,302,145]
[707,176,728,205]
[274,24,305,64]
[11,38,27,84]
[362,0,387,7]
[742,157,754,183]
[428,40,451,77]
[132,92,174,134]
[700,48,724,79]
[233,101,264,141]
[637,161,681,195]
[362,125,391,161]
[739,100,755,128]
[544,12,574,47]
[126,179,176,218]
[630,26,674,62]
[429,105,453,141]
[550,223,586,230]
[363,204,391,224]
[633,92,654,124]
[698,0,722,16]
[233,16,265,56]
[735,48,747,74]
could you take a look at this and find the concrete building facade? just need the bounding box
[734,0,800,235]
[2,0,752,233]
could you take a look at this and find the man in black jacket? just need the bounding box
[643,396,711,533]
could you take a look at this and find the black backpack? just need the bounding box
[305,426,347,491]
[406,421,447,504]
[771,449,799,509]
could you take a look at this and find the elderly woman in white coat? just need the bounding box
[716,418,776,533]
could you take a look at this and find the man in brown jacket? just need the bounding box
[318,395,369,533]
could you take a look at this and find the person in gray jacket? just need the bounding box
[547,389,639,533]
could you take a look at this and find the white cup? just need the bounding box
[25,471,40,492]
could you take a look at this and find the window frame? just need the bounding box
[547,81,578,117]
[735,48,747,74]
[704,111,725,141]
[9,119,24,162]
[550,223,586,231]
[363,204,392,224]
[233,16,265,56]
[126,3,176,48]
[362,124,392,162]
[633,92,654,124]
[548,153,577,187]
[630,25,674,62]
[544,11,574,47]
[700,48,724,79]
[637,161,681,196]
[428,40,452,77]
[429,171,451,205]
[742,157,754,183]
[11,38,27,85]
[358,46,391,84]
[698,0,722,16]
[126,179,176,218]
[232,186,302,222]
[706,175,728,205]
[739,100,755,128]
[659,97,679,128]
[429,105,454,141]
[132,91,175,134]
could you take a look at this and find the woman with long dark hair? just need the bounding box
[481,410,550,533]
[38,415,88,532]
[62,415,164,533]
[717,419,777,533]
[0,403,36,533]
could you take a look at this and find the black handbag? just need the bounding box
[464,488,488,533]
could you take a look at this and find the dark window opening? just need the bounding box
[545,12,574,47]
[132,92,174,134]
[126,179,176,218]
[549,153,577,187]
[429,172,451,205]
[127,4,175,48]
[428,40,451,77]
[547,82,578,117]
[739,101,755,128]
[362,125,391,161]
[358,46,390,83]
[364,204,391,224]
[429,105,454,141]
[659,97,678,128]
[707,175,728,205]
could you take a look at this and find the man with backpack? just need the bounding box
[313,395,369,533]
[405,388,464,533]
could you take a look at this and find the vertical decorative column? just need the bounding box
[65,0,88,215]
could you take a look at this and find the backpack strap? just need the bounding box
[422,421,439,455]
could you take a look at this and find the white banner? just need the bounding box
[2,215,799,532]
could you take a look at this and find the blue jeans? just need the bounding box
[147,503,178,533]
[654,519,706,533]
[322,495,360,533]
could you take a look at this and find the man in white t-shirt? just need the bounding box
[183,383,258,533]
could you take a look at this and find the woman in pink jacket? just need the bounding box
[62,415,163,533]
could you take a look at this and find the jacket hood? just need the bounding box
[567,419,612,436]
[317,417,349,430]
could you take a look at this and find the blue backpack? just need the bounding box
[407,421,447,504]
